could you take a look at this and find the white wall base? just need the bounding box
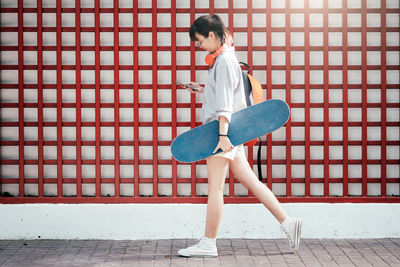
[0,203,399,240]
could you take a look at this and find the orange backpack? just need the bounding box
[240,62,264,181]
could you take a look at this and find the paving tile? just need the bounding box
[0,238,399,266]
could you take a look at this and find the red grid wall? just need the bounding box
[0,0,399,203]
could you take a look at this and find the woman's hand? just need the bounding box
[213,136,234,153]
[178,82,204,94]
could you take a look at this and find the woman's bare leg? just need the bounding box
[229,153,288,224]
[204,156,230,238]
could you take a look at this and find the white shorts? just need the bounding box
[209,144,245,160]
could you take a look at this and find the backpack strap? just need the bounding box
[257,137,263,182]
[239,61,251,74]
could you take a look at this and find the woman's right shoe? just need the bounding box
[280,216,303,252]
[178,237,218,257]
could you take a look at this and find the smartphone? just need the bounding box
[176,81,198,91]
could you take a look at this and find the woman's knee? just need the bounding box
[208,188,224,197]
[208,181,225,194]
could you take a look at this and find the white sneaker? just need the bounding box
[178,237,218,257]
[280,216,302,252]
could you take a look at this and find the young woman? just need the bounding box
[177,14,303,258]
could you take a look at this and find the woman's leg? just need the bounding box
[228,153,288,224]
[204,156,230,238]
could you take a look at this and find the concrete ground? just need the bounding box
[0,238,399,266]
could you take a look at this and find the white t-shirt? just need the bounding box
[201,46,247,124]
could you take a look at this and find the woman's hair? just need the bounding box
[189,14,233,46]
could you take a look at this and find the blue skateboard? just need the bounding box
[171,99,290,163]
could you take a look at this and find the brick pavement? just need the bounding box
[0,238,399,266]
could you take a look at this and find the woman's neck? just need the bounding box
[211,41,224,54]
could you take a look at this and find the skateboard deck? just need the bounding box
[171,99,290,163]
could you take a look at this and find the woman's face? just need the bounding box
[194,32,221,54]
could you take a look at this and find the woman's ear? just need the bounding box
[208,31,216,40]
